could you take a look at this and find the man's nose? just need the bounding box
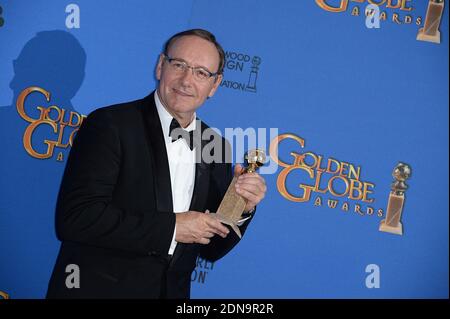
[179,66,194,86]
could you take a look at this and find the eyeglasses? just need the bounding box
[163,54,218,82]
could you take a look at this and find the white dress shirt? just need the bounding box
[154,91,196,255]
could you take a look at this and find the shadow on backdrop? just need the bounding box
[0,30,86,298]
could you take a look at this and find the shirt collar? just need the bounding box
[154,90,197,141]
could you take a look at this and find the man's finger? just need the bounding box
[237,174,266,191]
[236,177,266,194]
[197,237,211,245]
[203,231,215,239]
[236,182,264,198]
[234,164,244,177]
[236,187,260,204]
[238,172,265,183]
[237,173,266,186]
[205,218,229,237]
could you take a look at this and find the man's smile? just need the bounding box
[173,88,194,97]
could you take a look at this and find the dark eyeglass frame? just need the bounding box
[163,54,219,81]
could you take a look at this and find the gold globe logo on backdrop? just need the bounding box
[269,133,384,218]
[0,290,9,299]
[316,0,421,24]
[315,0,445,43]
[16,86,86,161]
[220,50,261,93]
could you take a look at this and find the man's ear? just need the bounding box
[208,74,223,98]
[156,54,164,81]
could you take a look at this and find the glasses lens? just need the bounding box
[166,56,213,81]
[170,60,186,72]
[194,69,210,81]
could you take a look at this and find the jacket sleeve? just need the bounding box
[55,108,175,256]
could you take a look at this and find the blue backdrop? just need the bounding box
[0,0,448,299]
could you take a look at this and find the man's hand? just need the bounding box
[234,164,267,213]
[175,210,230,244]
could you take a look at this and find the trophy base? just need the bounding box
[416,28,441,44]
[215,214,242,239]
[379,219,403,235]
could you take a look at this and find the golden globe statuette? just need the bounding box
[379,163,411,235]
[417,0,445,44]
[215,149,266,238]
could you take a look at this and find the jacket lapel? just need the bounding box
[170,121,211,266]
[141,92,212,265]
[140,92,173,213]
[189,121,210,212]
[141,92,211,213]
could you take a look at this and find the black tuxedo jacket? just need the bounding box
[46,92,251,298]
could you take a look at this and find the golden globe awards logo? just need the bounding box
[221,50,261,93]
[0,290,9,299]
[269,133,384,218]
[315,0,424,26]
[16,86,86,161]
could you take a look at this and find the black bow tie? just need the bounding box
[169,118,197,150]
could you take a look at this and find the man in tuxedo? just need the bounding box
[46,29,266,298]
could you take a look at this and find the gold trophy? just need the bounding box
[379,163,411,235]
[215,149,266,238]
[417,0,445,44]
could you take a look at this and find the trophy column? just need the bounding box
[215,149,266,238]
[379,163,411,235]
[417,0,445,44]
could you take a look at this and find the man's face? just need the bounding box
[156,35,223,119]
